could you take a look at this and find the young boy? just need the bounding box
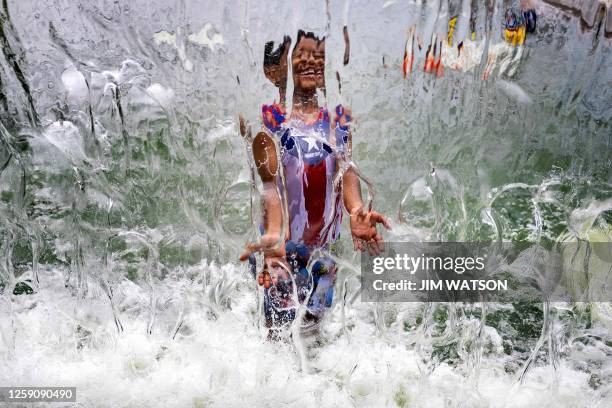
[240,30,389,338]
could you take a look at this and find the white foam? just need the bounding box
[1,265,607,407]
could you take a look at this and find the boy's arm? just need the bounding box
[253,131,283,242]
[337,108,390,255]
[239,131,286,261]
[342,167,364,215]
[338,107,363,215]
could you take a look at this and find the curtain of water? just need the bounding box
[0,0,611,406]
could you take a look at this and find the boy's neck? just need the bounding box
[292,88,319,117]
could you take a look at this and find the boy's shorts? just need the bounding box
[250,240,337,328]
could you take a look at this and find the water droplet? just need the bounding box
[48,81,55,89]
[34,13,40,19]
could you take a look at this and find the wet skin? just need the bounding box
[292,37,319,94]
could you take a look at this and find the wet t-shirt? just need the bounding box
[262,104,349,248]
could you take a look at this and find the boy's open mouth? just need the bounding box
[298,67,316,80]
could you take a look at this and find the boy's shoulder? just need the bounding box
[262,103,286,132]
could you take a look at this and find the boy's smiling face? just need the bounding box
[292,37,318,92]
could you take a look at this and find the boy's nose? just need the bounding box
[304,52,316,62]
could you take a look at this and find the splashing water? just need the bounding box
[0,0,611,407]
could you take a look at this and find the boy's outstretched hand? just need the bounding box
[349,207,390,256]
[239,233,285,262]
[239,233,290,284]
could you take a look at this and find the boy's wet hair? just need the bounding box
[294,29,325,52]
[264,35,291,68]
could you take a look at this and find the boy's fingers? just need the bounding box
[239,247,255,262]
[369,241,380,256]
[353,237,364,252]
[239,241,263,261]
[371,235,383,255]
[374,233,384,253]
[246,242,262,252]
[367,242,375,256]
[370,211,391,229]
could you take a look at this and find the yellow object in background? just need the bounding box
[447,17,457,46]
[504,25,526,46]
[448,16,477,46]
